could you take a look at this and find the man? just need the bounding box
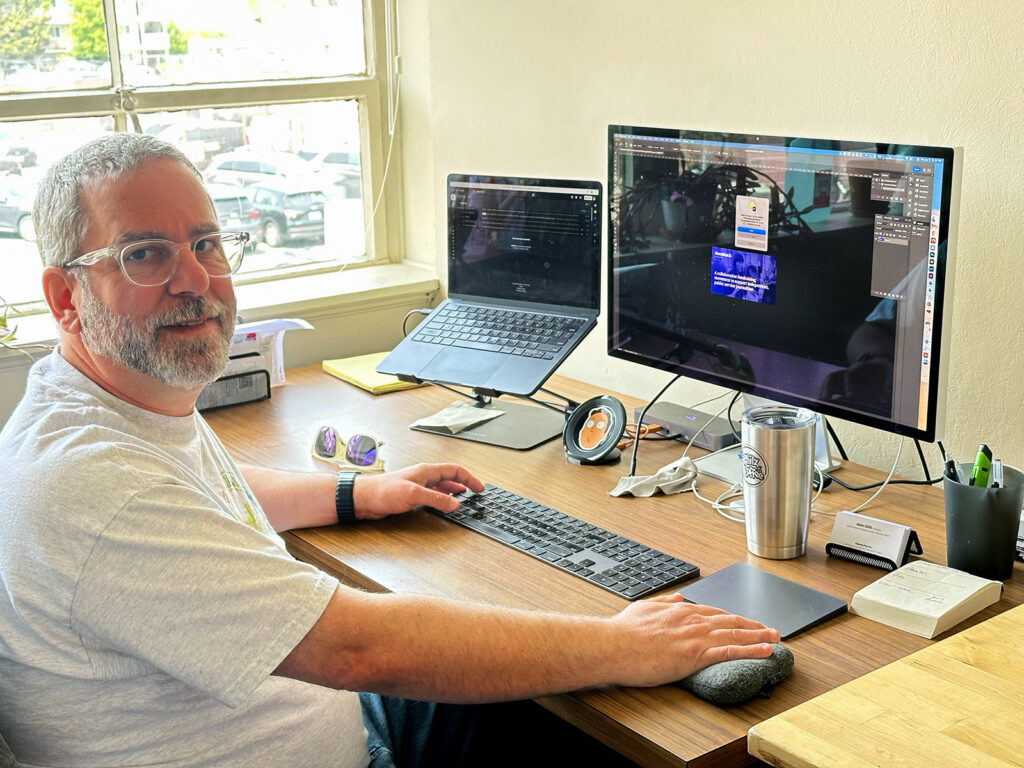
[0,134,779,767]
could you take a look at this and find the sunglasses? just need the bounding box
[312,426,386,472]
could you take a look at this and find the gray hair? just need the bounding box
[33,133,203,268]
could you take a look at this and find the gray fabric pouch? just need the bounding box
[679,643,794,705]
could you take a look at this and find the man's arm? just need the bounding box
[238,463,484,532]
[274,588,779,702]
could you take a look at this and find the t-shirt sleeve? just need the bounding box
[71,482,339,708]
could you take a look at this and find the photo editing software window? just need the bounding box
[608,129,952,439]
[448,177,602,309]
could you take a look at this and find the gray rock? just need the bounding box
[679,643,794,705]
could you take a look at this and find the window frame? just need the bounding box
[0,0,403,283]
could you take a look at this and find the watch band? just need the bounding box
[335,471,359,525]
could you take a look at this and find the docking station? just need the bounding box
[632,402,739,452]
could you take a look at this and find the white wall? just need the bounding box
[399,0,1024,474]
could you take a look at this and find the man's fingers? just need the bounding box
[700,639,777,667]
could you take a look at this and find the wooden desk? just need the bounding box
[748,603,1024,767]
[205,365,1024,768]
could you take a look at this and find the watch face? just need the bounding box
[578,406,613,450]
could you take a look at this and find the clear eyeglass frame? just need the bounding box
[63,230,249,287]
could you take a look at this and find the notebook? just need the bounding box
[322,352,424,395]
[679,562,848,639]
[376,174,602,397]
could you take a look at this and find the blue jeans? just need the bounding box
[358,693,480,768]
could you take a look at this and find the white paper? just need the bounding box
[410,400,504,434]
[229,318,313,386]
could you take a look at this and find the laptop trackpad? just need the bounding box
[420,348,503,388]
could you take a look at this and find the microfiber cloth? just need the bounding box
[679,643,794,705]
[609,455,697,497]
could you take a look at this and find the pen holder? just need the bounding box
[943,464,1024,581]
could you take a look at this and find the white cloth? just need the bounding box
[0,353,369,768]
[609,455,698,497]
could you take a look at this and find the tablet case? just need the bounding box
[679,562,847,639]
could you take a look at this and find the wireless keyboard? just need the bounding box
[429,483,699,599]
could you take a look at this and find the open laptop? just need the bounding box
[377,174,602,397]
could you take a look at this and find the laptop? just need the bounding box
[377,174,603,397]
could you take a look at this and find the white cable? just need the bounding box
[365,76,401,234]
[679,400,732,460]
[845,436,905,514]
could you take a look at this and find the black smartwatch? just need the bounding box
[334,471,359,525]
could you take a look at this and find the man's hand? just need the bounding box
[606,593,780,687]
[352,463,485,521]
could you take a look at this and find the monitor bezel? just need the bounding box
[606,124,960,443]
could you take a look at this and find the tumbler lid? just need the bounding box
[741,405,816,430]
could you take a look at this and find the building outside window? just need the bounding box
[0,0,399,320]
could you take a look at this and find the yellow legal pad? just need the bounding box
[322,352,424,395]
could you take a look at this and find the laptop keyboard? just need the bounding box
[428,484,700,599]
[414,304,585,360]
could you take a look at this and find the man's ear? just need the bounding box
[42,266,82,334]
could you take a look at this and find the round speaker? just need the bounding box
[562,395,626,465]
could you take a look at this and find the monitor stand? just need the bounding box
[411,399,565,450]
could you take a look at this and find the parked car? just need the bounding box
[208,182,262,248]
[298,149,361,198]
[1,145,37,169]
[0,176,36,240]
[204,150,312,187]
[148,118,245,169]
[246,179,327,247]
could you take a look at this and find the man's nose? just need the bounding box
[167,244,212,294]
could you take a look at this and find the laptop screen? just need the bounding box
[447,175,602,310]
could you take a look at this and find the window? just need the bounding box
[0,0,399,313]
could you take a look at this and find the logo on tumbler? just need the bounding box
[741,446,768,486]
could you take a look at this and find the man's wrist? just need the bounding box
[335,471,359,525]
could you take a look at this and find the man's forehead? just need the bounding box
[80,158,217,243]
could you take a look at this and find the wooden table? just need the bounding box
[748,604,1024,767]
[205,365,1024,768]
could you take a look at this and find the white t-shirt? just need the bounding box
[0,353,370,768]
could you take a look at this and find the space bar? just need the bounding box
[458,516,520,545]
[452,340,503,352]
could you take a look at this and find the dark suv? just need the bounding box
[247,180,327,247]
[208,183,262,247]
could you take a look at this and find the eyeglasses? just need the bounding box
[312,426,386,473]
[63,230,249,287]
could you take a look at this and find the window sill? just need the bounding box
[0,261,440,370]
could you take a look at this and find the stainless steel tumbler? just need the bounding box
[741,405,816,559]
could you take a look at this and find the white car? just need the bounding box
[204,150,313,187]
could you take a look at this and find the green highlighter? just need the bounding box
[969,443,993,487]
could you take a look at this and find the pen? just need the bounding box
[991,459,1003,488]
[969,443,992,487]
[943,451,962,483]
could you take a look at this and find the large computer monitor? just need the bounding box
[607,125,961,443]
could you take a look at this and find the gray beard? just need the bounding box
[77,284,234,390]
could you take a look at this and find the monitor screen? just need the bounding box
[448,174,602,310]
[607,126,960,442]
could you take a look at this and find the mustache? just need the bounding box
[148,296,232,332]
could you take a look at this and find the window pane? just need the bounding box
[113,0,366,86]
[139,100,367,278]
[1,117,113,305]
[0,1,111,94]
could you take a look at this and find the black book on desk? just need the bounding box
[679,563,848,639]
